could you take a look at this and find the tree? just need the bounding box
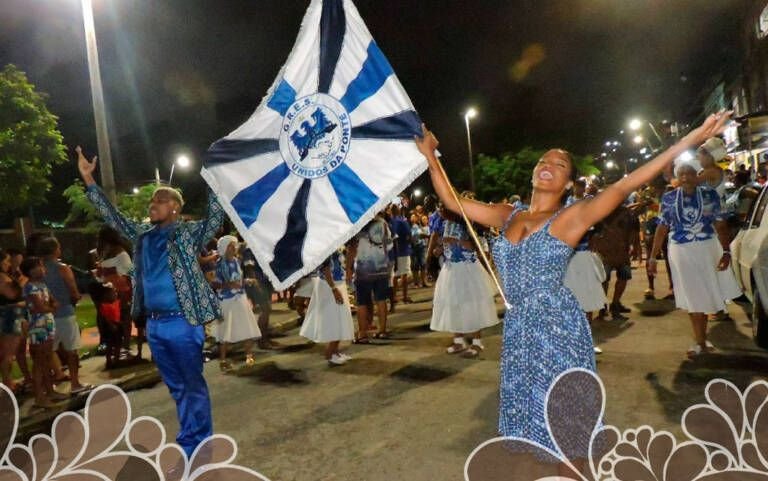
[63,182,161,232]
[0,64,67,213]
[474,148,599,202]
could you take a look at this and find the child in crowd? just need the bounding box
[214,236,261,372]
[21,257,67,408]
[300,250,354,366]
[97,283,123,368]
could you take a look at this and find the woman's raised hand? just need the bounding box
[682,110,735,147]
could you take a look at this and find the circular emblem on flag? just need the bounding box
[279,93,351,179]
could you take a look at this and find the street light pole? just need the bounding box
[81,0,116,203]
[464,108,478,192]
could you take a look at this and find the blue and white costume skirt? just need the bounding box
[300,282,355,343]
[564,250,607,313]
[216,294,262,343]
[430,260,499,333]
[668,238,742,314]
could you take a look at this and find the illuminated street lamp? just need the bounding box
[169,154,192,186]
[628,117,664,146]
[413,188,422,198]
[629,118,644,131]
[606,160,616,169]
[155,153,193,186]
[633,135,644,145]
[464,107,478,191]
[132,187,140,194]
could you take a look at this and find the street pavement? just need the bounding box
[13,263,768,481]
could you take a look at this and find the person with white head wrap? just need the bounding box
[672,157,702,179]
[696,136,741,323]
[649,150,742,358]
[214,235,261,371]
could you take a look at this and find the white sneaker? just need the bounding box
[593,346,603,354]
[328,354,347,366]
[338,352,352,361]
[687,344,703,358]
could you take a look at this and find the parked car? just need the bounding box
[730,181,768,348]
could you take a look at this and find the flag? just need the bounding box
[202,0,425,290]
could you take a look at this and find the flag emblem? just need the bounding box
[281,94,351,179]
[202,0,426,290]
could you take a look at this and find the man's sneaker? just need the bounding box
[328,354,347,366]
[611,312,629,321]
[611,302,631,313]
[338,352,352,361]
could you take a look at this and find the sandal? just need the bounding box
[70,384,93,395]
[219,360,233,372]
[403,297,414,304]
[375,332,391,339]
[445,342,468,354]
[49,391,70,401]
[352,337,371,345]
[643,289,655,300]
[462,346,481,358]
[462,340,485,358]
[245,354,256,367]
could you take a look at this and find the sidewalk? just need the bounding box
[14,285,441,441]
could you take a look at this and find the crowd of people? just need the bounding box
[0,112,759,469]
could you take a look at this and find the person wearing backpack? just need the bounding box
[346,213,394,343]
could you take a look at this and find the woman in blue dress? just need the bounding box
[415,113,731,466]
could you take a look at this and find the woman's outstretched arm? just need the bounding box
[556,112,733,246]
[415,126,512,229]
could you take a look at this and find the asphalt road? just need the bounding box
[123,265,768,481]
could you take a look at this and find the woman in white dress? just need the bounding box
[563,183,606,321]
[649,160,742,358]
[300,250,354,366]
[430,210,499,358]
[214,236,261,371]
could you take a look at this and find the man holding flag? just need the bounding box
[76,147,223,459]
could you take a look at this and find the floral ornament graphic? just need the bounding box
[465,370,768,481]
[0,383,271,481]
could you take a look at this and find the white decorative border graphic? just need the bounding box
[0,384,271,481]
[465,369,768,481]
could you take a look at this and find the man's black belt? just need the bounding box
[146,310,184,320]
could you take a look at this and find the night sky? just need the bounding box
[0,0,749,219]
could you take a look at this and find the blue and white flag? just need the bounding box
[202,0,425,290]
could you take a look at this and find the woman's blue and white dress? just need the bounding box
[215,258,261,343]
[430,220,499,334]
[491,209,596,454]
[660,186,741,313]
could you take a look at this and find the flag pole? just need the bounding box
[430,155,511,309]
